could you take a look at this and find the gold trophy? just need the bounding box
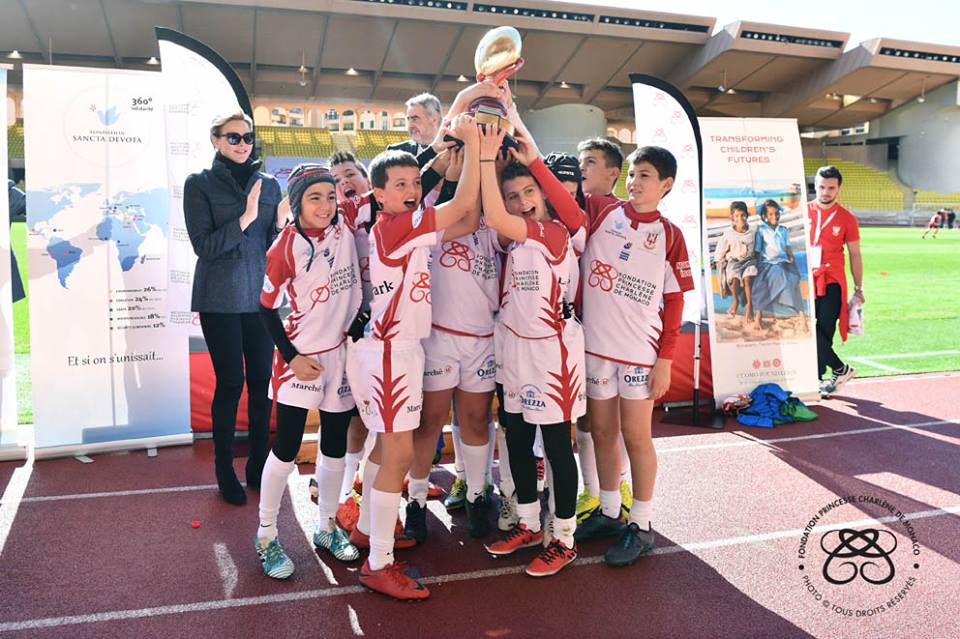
[448,26,524,150]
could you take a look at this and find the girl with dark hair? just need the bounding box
[751,199,807,331]
[183,112,284,505]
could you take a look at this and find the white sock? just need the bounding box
[496,427,515,498]
[317,454,345,528]
[368,488,401,571]
[357,459,380,535]
[554,515,576,548]
[485,421,496,485]
[575,428,599,497]
[600,489,621,519]
[258,452,295,541]
[630,498,653,531]
[407,475,429,507]
[451,418,466,480]
[340,450,362,501]
[516,500,542,533]
[461,441,490,502]
[619,433,632,488]
[544,457,555,514]
[533,426,544,458]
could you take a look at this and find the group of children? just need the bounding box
[251,83,693,600]
[715,199,807,331]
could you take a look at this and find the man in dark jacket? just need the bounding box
[387,93,442,157]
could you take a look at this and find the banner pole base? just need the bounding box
[660,390,725,430]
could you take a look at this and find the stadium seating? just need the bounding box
[355,130,409,159]
[914,190,960,206]
[7,122,24,159]
[804,157,903,210]
[258,126,336,158]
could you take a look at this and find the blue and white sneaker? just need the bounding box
[255,537,295,579]
[313,523,360,562]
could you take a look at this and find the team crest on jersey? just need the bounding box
[832,225,841,236]
[643,232,660,250]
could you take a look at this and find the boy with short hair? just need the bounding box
[346,114,480,600]
[575,146,695,566]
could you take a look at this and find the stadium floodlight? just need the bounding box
[917,78,926,103]
[717,69,727,93]
[457,74,468,82]
[146,56,159,65]
[7,50,23,59]
[346,68,360,76]
[560,81,570,89]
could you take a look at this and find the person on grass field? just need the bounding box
[480,123,587,577]
[346,113,480,600]
[574,146,694,567]
[575,137,633,524]
[808,165,863,398]
[921,209,943,239]
[254,164,365,578]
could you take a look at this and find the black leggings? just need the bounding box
[815,283,845,378]
[273,403,354,463]
[502,410,577,520]
[199,312,274,467]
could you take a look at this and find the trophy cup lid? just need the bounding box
[474,26,522,80]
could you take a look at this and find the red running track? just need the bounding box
[0,372,958,638]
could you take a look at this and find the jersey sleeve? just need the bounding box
[261,229,295,309]
[585,193,620,225]
[522,219,568,262]
[375,207,439,259]
[664,222,695,294]
[527,158,587,238]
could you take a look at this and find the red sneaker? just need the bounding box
[349,525,417,550]
[401,479,443,500]
[336,495,360,533]
[484,524,544,556]
[525,539,577,577]
[359,560,430,600]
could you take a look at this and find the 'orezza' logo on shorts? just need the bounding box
[477,355,497,378]
[519,384,546,410]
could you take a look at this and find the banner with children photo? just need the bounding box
[700,118,819,400]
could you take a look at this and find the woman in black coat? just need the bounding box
[184,112,286,505]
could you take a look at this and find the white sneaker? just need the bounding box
[498,492,519,532]
[832,365,856,394]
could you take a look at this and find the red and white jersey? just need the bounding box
[366,206,439,343]
[429,221,500,337]
[261,221,361,354]
[580,202,694,367]
[499,218,576,340]
[339,195,376,312]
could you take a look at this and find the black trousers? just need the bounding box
[501,408,577,520]
[815,283,845,378]
[199,312,274,481]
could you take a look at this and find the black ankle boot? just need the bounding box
[215,455,246,505]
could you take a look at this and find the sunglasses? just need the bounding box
[217,132,255,145]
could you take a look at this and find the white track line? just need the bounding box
[4,420,958,506]
[846,357,905,373]
[1,503,956,633]
[865,350,960,360]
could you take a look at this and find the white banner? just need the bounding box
[157,29,249,337]
[24,65,190,450]
[631,76,704,323]
[0,65,18,447]
[701,117,819,400]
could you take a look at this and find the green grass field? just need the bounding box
[5,224,959,424]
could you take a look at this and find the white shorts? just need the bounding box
[423,329,496,393]
[499,322,586,425]
[585,354,652,401]
[346,338,424,433]
[269,343,355,412]
[494,319,505,385]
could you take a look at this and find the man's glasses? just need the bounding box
[217,132,255,146]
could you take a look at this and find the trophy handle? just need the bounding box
[476,57,525,86]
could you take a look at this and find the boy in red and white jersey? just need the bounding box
[574,147,695,567]
[254,164,364,579]
[479,125,586,578]
[346,113,480,600]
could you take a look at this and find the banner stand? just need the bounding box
[32,433,193,461]
[630,74,724,430]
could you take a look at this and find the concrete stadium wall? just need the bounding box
[867,80,960,193]
[523,103,607,155]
